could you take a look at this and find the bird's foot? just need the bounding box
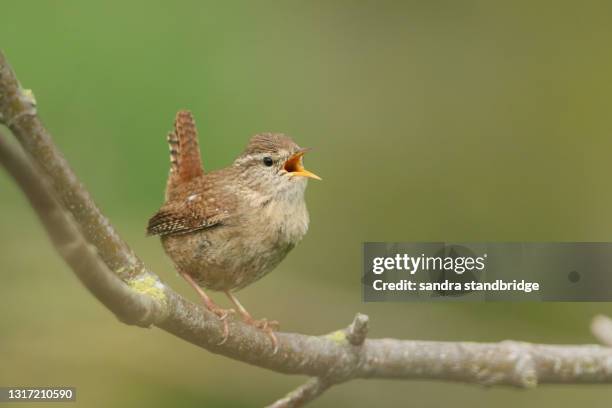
[204,301,235,345]
[180,272,236,345]
[242,316,280,353]
[224,291,280,353]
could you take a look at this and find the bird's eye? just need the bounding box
[263,156,274,167]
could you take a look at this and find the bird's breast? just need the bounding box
[257,195,309,246]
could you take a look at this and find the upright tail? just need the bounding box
[166,110,204,198]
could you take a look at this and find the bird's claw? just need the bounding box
[243,317,280,353]
[207,305,235,345]
[265,327,279,355]
[254,318,280,331]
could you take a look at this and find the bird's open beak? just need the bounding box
[284,148,321,180]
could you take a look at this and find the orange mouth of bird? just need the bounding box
[284,149,321,180]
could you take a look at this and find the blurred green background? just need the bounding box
[2,1,612,407]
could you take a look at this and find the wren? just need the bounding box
[147,111,320,350]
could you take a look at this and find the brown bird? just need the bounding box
[147,111,320,350]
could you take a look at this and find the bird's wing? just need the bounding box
[147,177,235,237]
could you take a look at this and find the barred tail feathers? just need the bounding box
[165,110,204,197]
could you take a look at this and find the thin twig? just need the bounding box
[266,378,332,408]
[266,313,370,408]
[345,313,369,346]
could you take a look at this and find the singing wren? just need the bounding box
[147,111,320,350]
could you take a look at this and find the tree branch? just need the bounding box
[0,136,164,327]
[266,378,332,408]
[3,50,612,406]
[0,52,142,279]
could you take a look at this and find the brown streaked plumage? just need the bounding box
[147,111,320,351]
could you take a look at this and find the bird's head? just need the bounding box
[233,133,320,198]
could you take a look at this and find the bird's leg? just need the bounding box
[225,291,279,353]
[181,272,234,345]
